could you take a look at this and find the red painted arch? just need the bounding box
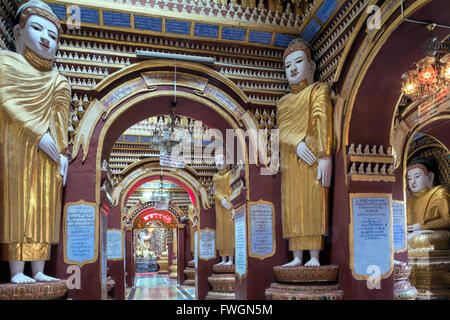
[134,208,177,228]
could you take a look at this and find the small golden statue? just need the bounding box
[0,0,70,284]
[406,158,450,250]
[212,151,235,266]
[277,38,333,267]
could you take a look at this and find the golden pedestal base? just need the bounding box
[169,262,178,279]
[184,267,195,286]
[394,262,417,300]
[205,291,235,300]
[206,264,235,300]
[157,259,169,274]
[213,264,235,274]
[273,265,339,283]
[265,283,343,300]
[409,249,450,300]
[266,265,344,300]
[0,280,68,300]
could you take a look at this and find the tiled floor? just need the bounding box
[127,273,195,300]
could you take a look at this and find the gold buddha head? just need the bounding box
[13,0,62,61]
[407,158,435,193]
[283,38,316,86]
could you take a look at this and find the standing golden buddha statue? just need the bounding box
[213,152,235,266]
[406,158,450,250]
[0,0,70,284]
[277,38,333,267]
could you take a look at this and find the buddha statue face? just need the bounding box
[284,49,315,86]
[215,153,227,171]
[407,167,434,193]
[14,14,59,60]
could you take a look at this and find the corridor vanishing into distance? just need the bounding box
[126,273,195,300]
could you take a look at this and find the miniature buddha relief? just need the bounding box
[406,158,450,250]
[277,38,333,267]
[0,0,70,284]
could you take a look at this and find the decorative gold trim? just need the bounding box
[100,76,149,120]
[198,228,216,261]
[349,174,395,182]
[235,203,248,281]
[63,200,99,268]
[106,228,124,261]
[141,71,209,93]
[348,155,394,164]
[121,159,200,183]
[71,99,106,162]
[349,193,394,281]
[247,199,276,260]
[95,60,249,105]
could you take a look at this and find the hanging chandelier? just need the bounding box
[148,115,184,155]
[401,24,450,101]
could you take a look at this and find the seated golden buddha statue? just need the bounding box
[406,158,450,250]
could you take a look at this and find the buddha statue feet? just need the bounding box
[213,261,225,267]
[282,257,303,267]
[33,272,60,282]
[223,260,233,266]
[11,273,36,284]
[304,257,320,267]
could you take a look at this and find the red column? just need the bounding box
[125,229,134,288]
[177,225,186,284]
[106,204,125,300]
[195,206,219,300]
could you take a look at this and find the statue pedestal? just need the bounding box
[409,249,450,300]
[157,253,169,274]
[206,264,235,300]
[106,277,116,300]
[0,280,68,300]
[184,260,196,286]
[265,265,344,300]
[169,260,178,279]
[394,262,417,300]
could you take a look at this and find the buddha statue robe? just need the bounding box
[213,168,234,257]
[277,81,333,251]
[407,185,450,250]
[0,49,70,261]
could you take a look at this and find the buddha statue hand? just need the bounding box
[59,155,68,186]
[296,141,316,166]
[407,223,421,232]
[38,132,60,162]
[221,198,232,210]
[231,208,235,221]
[317,157,332,188]
[408,229,434,241]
